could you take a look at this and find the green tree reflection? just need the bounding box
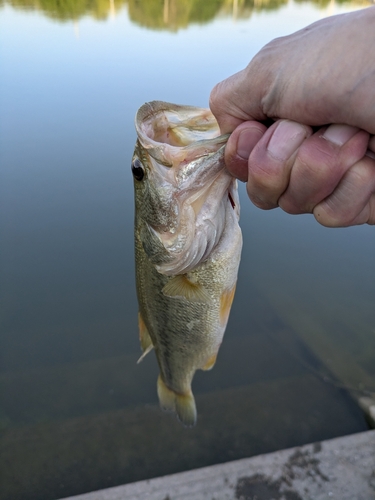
[0,0,126,20]
[0,0,371,28]
[128,0,222,31]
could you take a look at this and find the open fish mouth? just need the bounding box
[135,101,230,172]
[135,101,223,149]
[134,101,237,276]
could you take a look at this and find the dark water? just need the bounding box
[1,1,374,499]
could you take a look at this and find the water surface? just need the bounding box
[1,1,374,499]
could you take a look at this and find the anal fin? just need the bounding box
[201,351,218,371]
[157,375,197,427]
[137,312,153,363]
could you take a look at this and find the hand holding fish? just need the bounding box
[210,7,375,227]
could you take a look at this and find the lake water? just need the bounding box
[1,0,374,499]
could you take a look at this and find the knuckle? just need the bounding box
[313,205,344,227]
[312,156,375,228]
[248,164,283,200]
[209,83,223,115]
[247,190,277,210]
[313,195,363,228]
[348,161,374,185]
[278,196,305,215]
[368,196,375,225]
[297,141,339,177]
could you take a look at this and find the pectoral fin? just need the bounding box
[162,274,212,304]
[157,375,197,427]
[137,312,154,364]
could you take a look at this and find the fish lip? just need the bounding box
[135,100,229,171]
[135,100,220,145]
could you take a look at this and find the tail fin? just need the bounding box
[157,375,197,427]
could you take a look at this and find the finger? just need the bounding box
[246,120,312,209]
[278,124,370,214]
[367,135,375,158]
[313,155,375,227]
[209,69,264,134]
[224,121,267,182]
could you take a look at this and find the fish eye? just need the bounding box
[131,158,145,181]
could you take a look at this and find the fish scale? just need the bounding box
[132,101,242,426]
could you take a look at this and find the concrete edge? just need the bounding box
[60,429,375,500]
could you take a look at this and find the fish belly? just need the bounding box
[135,217,242,426]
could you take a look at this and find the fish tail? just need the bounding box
[157,375,175,412]
[175,392,197,428]
[157,375,197,427]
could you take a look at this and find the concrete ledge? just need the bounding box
[62,430,375,500]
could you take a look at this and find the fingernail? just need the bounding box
[237,127,263,160]
[323,124,359,146]
[267,120,307,161]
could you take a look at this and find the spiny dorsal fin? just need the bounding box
[162,275,212,304]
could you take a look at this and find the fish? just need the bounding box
[132,101,242,426]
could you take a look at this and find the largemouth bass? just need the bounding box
[132,101,242,426]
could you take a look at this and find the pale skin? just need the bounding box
[209,6,375,227]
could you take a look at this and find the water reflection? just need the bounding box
[1,0,374,499]
[0,0,371,23]
[0,0,126,20]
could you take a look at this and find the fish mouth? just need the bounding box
[136,101,221,147]
[135,101,229,171]
[136,101,238,276]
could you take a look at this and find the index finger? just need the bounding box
[209,69,266,134]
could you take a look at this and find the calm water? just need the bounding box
[1,1,374,499]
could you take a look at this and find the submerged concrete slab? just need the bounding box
[62,430,375,500]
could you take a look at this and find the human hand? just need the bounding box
[224,120,375,227]
[210,7,375,134]
[209,7,375,226]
